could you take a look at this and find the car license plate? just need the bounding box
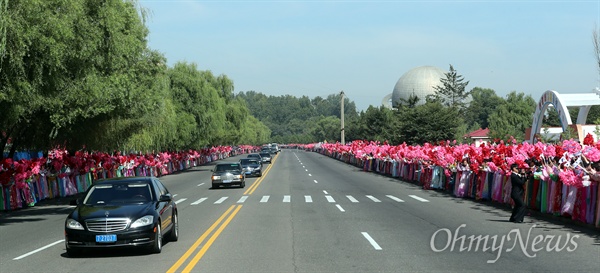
[96,234,117,243]
[223,180,232,183]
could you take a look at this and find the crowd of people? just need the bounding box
[312,134,600,227]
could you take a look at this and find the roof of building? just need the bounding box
[464,128,489,138]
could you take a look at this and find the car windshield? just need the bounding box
[83,183,153,205]
[215,164,240,172]
[240,159,260,166]
[260,153,270,158]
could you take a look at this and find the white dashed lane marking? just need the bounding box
[386,195,404,202]
[214,197,228,204]
[346,195,359,203]
[366,195,381,202]
[191,198,207,205]
[362,232,382,250]
[260,195,270,203]
[409,195,429,202]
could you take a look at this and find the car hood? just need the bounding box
[213,170,242,175]
[71,203,153,221]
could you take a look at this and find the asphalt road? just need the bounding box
[0,149,598,273]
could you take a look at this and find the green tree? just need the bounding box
[0,0,155,157]
[168,62,228,148]
[310,116,341,143]
[432,64,471,111]
[398,102,461,145]
[464,87,502,129]
[395,93,421,108]
[542,106,562,127]
[487,91,536,142]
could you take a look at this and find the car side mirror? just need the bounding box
[159,194,172,202]
[69,199,79,206]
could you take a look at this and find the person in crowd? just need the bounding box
[509,163,527,223]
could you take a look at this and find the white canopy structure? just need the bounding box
[529,89,600,143]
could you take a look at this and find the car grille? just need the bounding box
[86,218,130,232]
[225,173,235,180]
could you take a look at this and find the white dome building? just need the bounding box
[382,66,446,108]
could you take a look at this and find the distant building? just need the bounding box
[464,128,490,146]
[382,66,446,109]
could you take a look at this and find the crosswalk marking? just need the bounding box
[214,197,228,204]
[346,195,359,203]
[191,198,207,205]
[174,194,431,205]
[386,195,404,202]
[409,195,429,202]
[366,195,381,202]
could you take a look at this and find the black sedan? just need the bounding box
[64,177,178,256]
[240,158,263,177]
[211,162,246,188]
[259,152,272,163]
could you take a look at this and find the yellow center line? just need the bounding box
[166,205,235,273]
[243,154,278,195]
[181,205,243,273]
[168,153,279,272]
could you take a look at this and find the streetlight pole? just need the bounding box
[340,91,345,145]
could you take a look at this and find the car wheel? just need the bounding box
[212,183,218,189]
[150,224,162,254]
[167,213,179,242]
[241,181,245,188]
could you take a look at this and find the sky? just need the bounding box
[140,0,600,112]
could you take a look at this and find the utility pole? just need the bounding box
[340,90,345,145]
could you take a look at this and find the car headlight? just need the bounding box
[212,175,221,180]
[236,175,243,179]
[131,215,154,228]
[66,219,84,230]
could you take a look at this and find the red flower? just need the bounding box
[583,133,595,146]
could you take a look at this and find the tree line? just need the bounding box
[2,1,597,160]
[0,0,270,160]
[238,64,600,146]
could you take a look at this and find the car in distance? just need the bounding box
[259,152,272,163]
[211,162,245,188]
[64,177,178,256]
[247,153,263,161]
[239,158,263,177]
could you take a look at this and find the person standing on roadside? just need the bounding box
[509,163,527,223]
